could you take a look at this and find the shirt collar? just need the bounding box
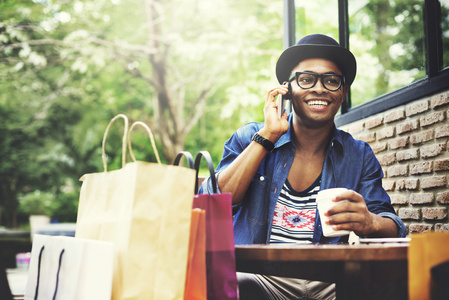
[329,124,344,154]
[274,113,295,149]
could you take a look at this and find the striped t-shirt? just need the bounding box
[270,175,321,244]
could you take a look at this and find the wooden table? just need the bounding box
[235,243,408,299]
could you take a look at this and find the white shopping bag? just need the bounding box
[24,234,114,300]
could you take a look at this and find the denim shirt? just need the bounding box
[199,114,407,245]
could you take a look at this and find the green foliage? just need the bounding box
[17,190,78,223]
[17,191,54,216]
[442,2,449,69]
[0,0,283,227]
[348,0,443,106]
[51,192,79,223]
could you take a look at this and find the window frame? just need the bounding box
[283,0,449,127]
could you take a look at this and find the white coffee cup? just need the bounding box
[316,188,351,237]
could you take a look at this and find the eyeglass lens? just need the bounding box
[296,73,342,91]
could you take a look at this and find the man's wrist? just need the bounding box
[252,132,275,152]
[257,128,281,144]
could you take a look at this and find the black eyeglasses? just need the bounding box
[288,71,345,91]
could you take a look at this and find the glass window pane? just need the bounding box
[442,0,449,69]
[295,1,339,40]
[349,0,426,107]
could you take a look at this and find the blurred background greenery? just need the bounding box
[1,0,446,228]
[0,0,285,228]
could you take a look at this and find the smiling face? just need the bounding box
[290,58,348,129]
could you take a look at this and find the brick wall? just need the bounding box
[339,89,449,235]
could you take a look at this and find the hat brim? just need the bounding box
[276,44,357,86]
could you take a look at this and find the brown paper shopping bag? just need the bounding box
[409,232,449,300]
[75,115,196,300]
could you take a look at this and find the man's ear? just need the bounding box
[338,85,350,105]
[342,84,350,97]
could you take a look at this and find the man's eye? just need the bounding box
[299,76,314,83]
[325,77,340,85]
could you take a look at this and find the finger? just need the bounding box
[331,222,359,232]
[281,110,288,120]
[267,86,288,101]
[325,215,363,234]
[332,218,369,233]
[332,190,363,204]
[323,200,354,216]
[325,210,359,224]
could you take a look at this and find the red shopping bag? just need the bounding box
[193,151,239,300]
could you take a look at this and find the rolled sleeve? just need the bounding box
[378,212,407,237]
[198,171,221,195]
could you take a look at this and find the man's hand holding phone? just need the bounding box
[277,82,291,120]
[262,83,290,143]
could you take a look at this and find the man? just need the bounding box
[200,34,406,299]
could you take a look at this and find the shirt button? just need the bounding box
[260,176,265,182]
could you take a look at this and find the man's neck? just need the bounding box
[291,119,334,155]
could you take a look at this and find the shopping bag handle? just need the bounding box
[173,151,195,169]
[128,121,162,164]
[194,151,217,194]
[52,249,65,300]
[34,246,45,300]
[33,246,65,300]
[102,114,129,171]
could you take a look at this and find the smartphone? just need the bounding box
[277,82,292,120]
[277,96,285,120]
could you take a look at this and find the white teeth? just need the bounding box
[307,100,329,107]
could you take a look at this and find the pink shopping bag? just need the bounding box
[193,151,239,300]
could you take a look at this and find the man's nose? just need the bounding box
[311,78,327,93]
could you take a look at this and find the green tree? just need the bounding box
[350,0,436,104]
[0,0,284,227]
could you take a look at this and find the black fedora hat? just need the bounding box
[276,34,357,86]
